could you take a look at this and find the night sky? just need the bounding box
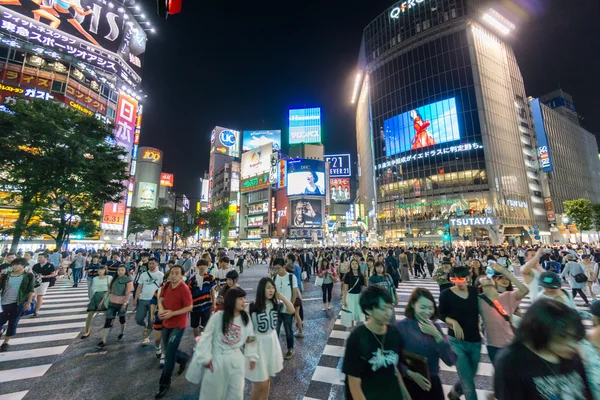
[138,0,600,200]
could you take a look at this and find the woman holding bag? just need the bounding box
[81,266,112,339]
[188,287,258,400]
[342,259,366,328]
[97,265,133,349]
[317,259,337,311]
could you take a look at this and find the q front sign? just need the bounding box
[390,0,427,18]
[449,217,496,227]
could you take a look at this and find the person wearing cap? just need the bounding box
[433,258,453,292]
[561,255,591,306]
[478,263,529,365]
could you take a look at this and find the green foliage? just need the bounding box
[591,203,600,232]
[200,206,230,241]
[564,199,593,232]
[0,98,128,250]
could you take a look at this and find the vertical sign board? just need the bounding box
[530,98,554,172]
[102,93,138,231]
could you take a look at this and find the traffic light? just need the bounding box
[442,232,451,241]
[468,209,475,215]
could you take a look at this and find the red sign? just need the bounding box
[102,199,126,227]
[160,173,174,187]
[113,93,138,159]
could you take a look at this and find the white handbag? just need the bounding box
[315,276,324,287]
[341,309,353,328]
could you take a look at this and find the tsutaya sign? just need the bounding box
[390,0,427,18]
[450,217,496,226]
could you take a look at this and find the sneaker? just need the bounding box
[96,341,105,350]
[155,385,170,399]
[155,345,162,358]
[142,337,150,346]
[0,343,9,352]
[117,334,124,341]
[160,355,165,368]
[294,332,304,338]
[284,349,295,360]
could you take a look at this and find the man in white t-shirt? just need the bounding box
[214,256,232,292]
[272,258,299,360]
[134,257,164,346]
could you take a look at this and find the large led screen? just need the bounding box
[286,159,325,197]
[291,199,323,227]
[330,178,350,203]
[242,130,281,152]
[384,98,460,156]
[289,107,321,145]
[240,143,272,178]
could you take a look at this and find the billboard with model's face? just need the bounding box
[384,97,460,156]
[242,130,281,152]
[0,1,147,85]
[286,158,325,197]
[240,143,272,178]
[330,177,350,203]
[291,199,323,227]
[211,126,240,157]
[289,107,321,145]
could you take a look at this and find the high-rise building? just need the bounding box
[133,147,163,208]
[354,0,547,245]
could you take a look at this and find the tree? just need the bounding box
[201,208,230,243]
[591,203,600,236]
[564,199,593,242]
[0,99,128,251]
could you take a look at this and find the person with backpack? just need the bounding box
[134,257,164,346]
[272,258,299,359]
[0,257,35,352]
[544,255,562,274]
[561,255,591,306]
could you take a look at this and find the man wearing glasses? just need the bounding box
[439,266,481,400]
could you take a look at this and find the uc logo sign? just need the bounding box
[220,130,237,147]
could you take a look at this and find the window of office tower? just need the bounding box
[370,28,486,202]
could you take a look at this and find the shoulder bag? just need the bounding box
[479,294,515,333]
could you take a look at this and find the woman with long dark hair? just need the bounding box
[97,265,132,349]
[397,288,456,399]
[318,259,337,311]
[248,278,294,400]
[193,287,258,400]
[342,259,366,328]
[468,259,485,288]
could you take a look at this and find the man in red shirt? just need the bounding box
[155,265,193,399]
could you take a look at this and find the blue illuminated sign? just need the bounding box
[220,130,237,147]
[530,98,554,172]
[243,130,282,152]
[384,97,461,156]
[289,107,321,145]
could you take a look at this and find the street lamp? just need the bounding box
[281,228,286,249]
[161,217,169,250]
[55,196,73,251]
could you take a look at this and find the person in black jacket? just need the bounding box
[385,250,400,288]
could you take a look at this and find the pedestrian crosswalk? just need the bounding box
[303,276,593,400]
[0,279,89,399]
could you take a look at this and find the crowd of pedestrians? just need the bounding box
[1,243,600,399]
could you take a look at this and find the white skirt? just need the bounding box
[346,292,365,322]
[246,330,283,382]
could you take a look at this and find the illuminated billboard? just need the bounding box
[0,1,147,86]
[138,182,157,208]
[530,98,554,172]
[200,178,209,203]
[289,107,321,145]
[291,199,323,227]
[242,130,281,152]
[241,172,270,193]
[384,97,460,156]
[211,126,240,158]
[160,173,174,187]
[325,154,351,177]
[286,159,325,197]
[330,178,350,203]
[240,143,272,178]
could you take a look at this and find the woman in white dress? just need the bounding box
[342,259,366,327]
[192,287,258,400]
[248,277,295,400]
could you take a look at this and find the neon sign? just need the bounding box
[450,217,496,226]
[390,0,426,18]
[376,143,483,170]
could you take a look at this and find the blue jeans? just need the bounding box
[449,337,481,400]
[0,302,24,337]
[276,312,294,351]
[159,327,189,386]
[72,268,82,286]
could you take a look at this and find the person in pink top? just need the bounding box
[478,262,529,365]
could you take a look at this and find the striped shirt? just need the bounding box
[187,273,216,312]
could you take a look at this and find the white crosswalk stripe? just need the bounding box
[305,276,592,400]
[0,279,92,398]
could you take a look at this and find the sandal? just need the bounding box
[81,333,90,339]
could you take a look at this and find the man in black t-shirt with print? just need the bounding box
[343,285,410,399]
[32,253,57,317]
[439,266,481,400]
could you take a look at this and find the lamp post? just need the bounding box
[281,228,286,249]
[357,217,363,248]
[161,217,169,250]
[55,196,74,251]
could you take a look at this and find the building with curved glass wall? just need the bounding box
[355,0,549,245]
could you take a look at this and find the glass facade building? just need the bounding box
[355,0,549,245]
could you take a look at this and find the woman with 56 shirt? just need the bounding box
[248,277,295,400]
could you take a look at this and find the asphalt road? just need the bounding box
[1,263,342,400]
